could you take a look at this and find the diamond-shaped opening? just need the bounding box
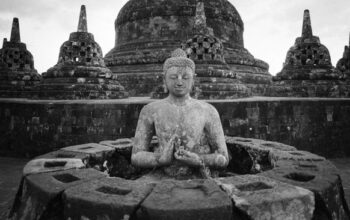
[53,173,80,183]
[236,182,273,192]
[284,172,315,182]
[44,161,67,168]
[96,186,131,195]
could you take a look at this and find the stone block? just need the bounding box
[216,175,314,220]
[99,138,133,153]
[35,150,90,165]
[140,179,232,220]
[61,143,114,162]
[63,177,155,220]
[260,162,350,220]
[23,158,85,176]
[269,150,325,167]
[10,168,106,220]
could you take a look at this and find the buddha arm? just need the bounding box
[131,106,174,168]
[201,106,229,168]
[131,106,158,168]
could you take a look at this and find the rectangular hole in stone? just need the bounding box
[53,173,80,183]
[96,186,132,195]
[44,161,67,168]
[289,152,304,156]
[236,182,273,192]
[86,58,92,62]
[284,172,315,182]
[56,154,76,158]
[79,146,94,150]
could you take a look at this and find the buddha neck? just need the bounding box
[166,94,192,106]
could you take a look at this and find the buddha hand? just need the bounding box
[174,149,202,167]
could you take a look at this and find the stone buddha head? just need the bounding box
[163,49,195,98]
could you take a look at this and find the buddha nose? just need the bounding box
[176,75,184,85]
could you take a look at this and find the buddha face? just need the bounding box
[165,66,194,97]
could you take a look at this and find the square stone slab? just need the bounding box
[23,158,85,176]
[61,143,114,161]
[63,177,154,220]
[11,169,106,220]
[216,175,315,220]
[140,179,233,220]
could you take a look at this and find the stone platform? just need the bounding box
[6,138,350,220]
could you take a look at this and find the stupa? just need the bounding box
[105,0,271,96]
[152,2,250,99]
[336,33,350,77]
[271,10,348,97]
[0,18,41,97]
[37,5,128,99]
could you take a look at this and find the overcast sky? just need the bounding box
[0,0,349,75]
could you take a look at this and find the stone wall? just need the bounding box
[0,97,349,158]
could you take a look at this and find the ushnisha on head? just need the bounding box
[163,49,196,97]
[163,48,195,74]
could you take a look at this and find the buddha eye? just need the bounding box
[183,75,190,79]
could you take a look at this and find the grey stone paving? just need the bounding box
[0,157,349,219]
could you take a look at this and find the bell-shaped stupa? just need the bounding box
[105,0,270,96]
[275,10,338,80]
[0,18,41,97]
[270,10,349,97]
[38,5,128,99]
[336,33,350,77]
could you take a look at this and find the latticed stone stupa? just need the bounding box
[152,2,250,99]
[0,18,41,97]
[105,0,271,96]
[270,10,349,97]
[37,5,128,99]
[336,33,350,77]
[274,10,338,81]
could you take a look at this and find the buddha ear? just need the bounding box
[163,75,168,93]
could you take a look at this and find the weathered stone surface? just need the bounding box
[22,158,85,176]
[217,175,315,220]
[9,168,105,220]
[260,162,350,220]
[35,150,90,165]
[1,97,350,158]
[63,177,154,220]
[140,179,232,220]
[37,5,127,100]
[0,18,41,98]
[99,138,133,153]
[225,137,296,174]
[105,0,270,96]
[61,143,114,162]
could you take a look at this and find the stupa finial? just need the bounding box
[302,9,313,38]
[77,5,88,32]
[10,18,21,43]
[194,1,208,35]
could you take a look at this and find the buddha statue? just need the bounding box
[131,49,229,180]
